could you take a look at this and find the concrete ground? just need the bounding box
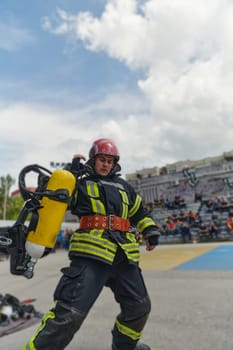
[1,243,233,350]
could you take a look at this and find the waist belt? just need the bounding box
[79,215,130,231]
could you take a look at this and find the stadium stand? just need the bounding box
[126,151,233,244]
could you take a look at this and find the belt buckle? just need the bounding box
[108,215,114,230]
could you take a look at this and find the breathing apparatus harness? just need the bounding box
[0,164,72,279]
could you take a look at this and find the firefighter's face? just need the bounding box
[95,155,114,176]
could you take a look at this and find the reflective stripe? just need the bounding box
[129,194,142,217]
[23,342,36,350]
[70,231,117,263]
[99,180,124,190]
[86,180,99,197]
[126,232,136,242]
[71,232,116,250]
[119,190,129,219]
[116,319,141,341]
[118,242,140,263]
[137,217,156,232]
[21,345,29,350]
[23,310,55,350]
[86,181,106,214]
[89,198,106,214]
[72,190,78,207]
[71,243,115,262]
[70,231,140,263]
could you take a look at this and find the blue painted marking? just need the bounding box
[175,245,233,270]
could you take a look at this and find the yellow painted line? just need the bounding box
[140,244,218,271]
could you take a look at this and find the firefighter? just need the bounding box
[22,138,160,350]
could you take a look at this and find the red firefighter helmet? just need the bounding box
[89,138,120,162]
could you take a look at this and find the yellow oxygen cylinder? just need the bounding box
[25,169,76,259]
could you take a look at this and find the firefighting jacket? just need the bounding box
[69,172,157,265]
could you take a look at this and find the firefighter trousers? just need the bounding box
[22,254,151,350]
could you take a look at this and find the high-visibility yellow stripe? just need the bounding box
[129,195,142,217]
[86,181,99,197]
[86,181,106,214]
[22,310,55,350]
[137,217,155,232]
[124,252,140,263]
[119,190,129,219]
[89,198,106,214]
[118,241,140,262]
[116,319,141,341]
[70,231,140,263]
[71,243,115,262]
[71,232,117,251]
[126,232,138,242]
[21,345,29,350]
[122,242,139,250]
[70,230,118,261]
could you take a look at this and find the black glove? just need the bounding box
[65,158,85,174]
[143,227,160,246]
[148,235,159,246]
[71,157,83,172]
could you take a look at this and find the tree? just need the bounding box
[6,196,24,220]
[0,175,16,220]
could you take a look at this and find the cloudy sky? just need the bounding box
[1,0,233,188]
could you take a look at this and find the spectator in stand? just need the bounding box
[177,211,186,223]
[209,212,220,239]
[63,229,73,250]
[173,196,181,209]
[153,199,160,208]
[160,197,166,208]
[56,230,64,249]
[198,221,209,241]
[171,213,178,223]
[180,222,192,243]
[219,197,229,212]
[165,198,172,209]
[187,210,196,226]
[178,197,186,209]
[195,192,202,202]
[167,217,176,235]
[144,203,153,216]
[175,213,185,236]
[226,214,233,234]
[52,230,64,253]
[205,199,214,213]
[212,197,221,211]
[160,222,169,236]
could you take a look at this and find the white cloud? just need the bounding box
[41,0,233,163]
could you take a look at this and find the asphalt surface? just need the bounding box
[1,243,233,350]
